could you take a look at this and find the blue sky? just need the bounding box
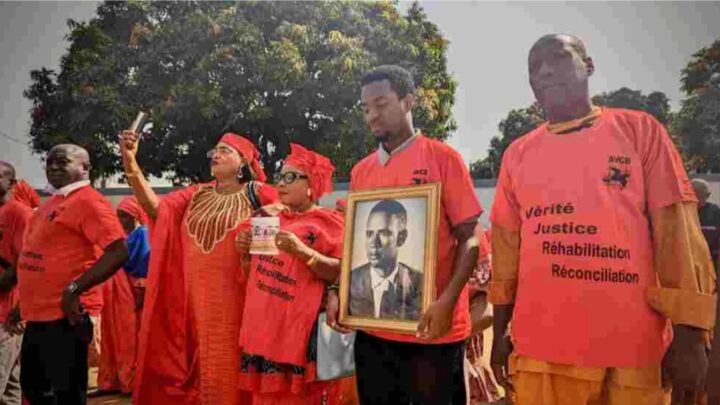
[1,1,719,187]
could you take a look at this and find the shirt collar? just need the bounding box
[47,180,91,197]
[370,264,399,289]
[377,131,420,166]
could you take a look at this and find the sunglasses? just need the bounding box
[274,172,308,184]
[206,146,236,159]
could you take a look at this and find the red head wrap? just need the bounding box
[10,180,40,209]
[284,144,335,200]
[218,133,267,182]
[117,196,150,225]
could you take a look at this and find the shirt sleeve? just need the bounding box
[640,114,697,212]
[646,201,716,330]
[488,224,520,305]
[10,203,33,264]
[79,194,126,250]
[440,146,482,226]
[322,212,345,259]
[490,150,522,232]
[324,229,344,260]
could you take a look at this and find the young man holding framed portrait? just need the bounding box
[326,65,482,404]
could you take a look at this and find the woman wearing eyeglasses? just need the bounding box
[235,143,357,405]
[119,130,277,405]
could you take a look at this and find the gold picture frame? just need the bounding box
[338,183,441,334]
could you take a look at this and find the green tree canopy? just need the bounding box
[672,39,720,173]
[24,1,457,183]
[469,88,670,179]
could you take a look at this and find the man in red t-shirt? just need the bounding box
[327,65,483,404]
[17,145,128,405]
[0,161,32,405]
[489,34,714,405]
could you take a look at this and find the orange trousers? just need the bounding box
[509,355,667,405]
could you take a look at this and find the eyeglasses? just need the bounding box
[274,172,308,184]
[206,146,236,159]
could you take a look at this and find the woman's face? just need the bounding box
[208,142,244,180]
[275,164,311,207]
[117,210,138,235]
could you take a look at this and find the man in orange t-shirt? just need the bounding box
[0,161,33,405]
[17,145,128,405]
[489,34,715,405]
[327,65,483,404]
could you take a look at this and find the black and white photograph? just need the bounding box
[339,184,440,333]
[348,197,426,321]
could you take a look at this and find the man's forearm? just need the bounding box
[439,223,478,305]
[74,239,129,295]
[493,303,514,338]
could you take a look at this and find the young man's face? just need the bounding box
[365,211,404,272]
[361,80,412,143]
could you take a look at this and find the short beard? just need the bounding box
[374,131,389,144]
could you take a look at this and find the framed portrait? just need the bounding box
[338,183,441,334]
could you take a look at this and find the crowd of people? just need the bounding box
[0,32,718,405]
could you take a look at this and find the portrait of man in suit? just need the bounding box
[349,199,423,320]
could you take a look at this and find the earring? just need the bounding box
[237,167,244,181]
[306,188,312,197]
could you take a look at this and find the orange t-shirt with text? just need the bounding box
[18,186,125,321]
[0,200,33,322]
[350,134,483,344]
[491,108,696,367]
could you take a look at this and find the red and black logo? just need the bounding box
[411,168,428,185]
[603,155,631,189]
[303,231,318,246]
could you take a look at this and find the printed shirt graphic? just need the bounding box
[350,134,483,344]
[18,186,125,321]
[0,200,32,321]
[491,108,696,367]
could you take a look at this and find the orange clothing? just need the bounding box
[239,207,344,400]
[10,180,40,209]
[98,271,139,394]
[490,108,707,367]
[18,186,125,321]
[134,182,276,405]
[489,108,715,403]
[350,134,483,344]
[181,187,248,405]
[0,200,32,321]
[510,355,665,405]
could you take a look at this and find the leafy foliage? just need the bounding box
[469,88,672,179]
[24,1,457,183]
[673,39,720,173]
